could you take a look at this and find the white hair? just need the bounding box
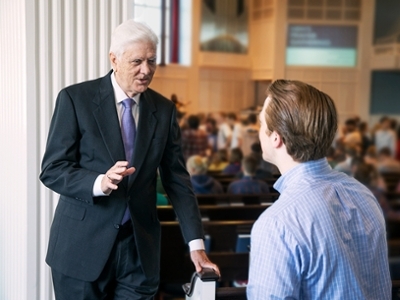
[186,155,208,175]
[109,19,158,58]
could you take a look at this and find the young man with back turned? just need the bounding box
[247,80,390,299]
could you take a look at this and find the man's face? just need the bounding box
[110,41,157,98]
[259,97,274,163]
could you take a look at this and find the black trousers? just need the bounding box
[51,222,158,300]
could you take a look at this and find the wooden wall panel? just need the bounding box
[198,68,254,113]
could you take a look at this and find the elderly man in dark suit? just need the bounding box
[40,19,219,299]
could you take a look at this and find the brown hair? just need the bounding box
[264,80,338,162]
[242,155,258,175]
[229,148,243,164]
[354,162,378,186]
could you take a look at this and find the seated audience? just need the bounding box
[341,118,362,151]
[334,146,359,175]
[249,142,280,176]
[227,155,270,194]
[354,162,400,221]
[186,155,223,194]
[235,150,273,180]
[359,121,372,155]
[241,113,260,157]
[326,146,337,168]
[208,149,229,172]
[377,147,400,174]
[351,156,386,191]
[375,116,397,157]
[222,147,243,175]
[215,112,232,151]
[227,112,242,149]
[364,145,378,166]
[181,114,209,161]
[205,117,218,154]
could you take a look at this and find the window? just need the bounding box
[132,0,192,65]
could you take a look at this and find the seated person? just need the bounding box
[187,155,224,194]
[377,147,400,174]
[354,162,400,221]
[250,142,280,176]
[351,156,386,191]
[228,155,271,194]
[334,146,359,175]
[236,143,275,179]
[207,149,229,172]
[364,145,378,166]
[222,147,243,175]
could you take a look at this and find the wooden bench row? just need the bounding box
[381,172,400,192]
[158,204,270,222]
[159,220,400,294]
[160,220,252,286]
[193,191,400,206]
[216,177,278,189]
[195,193,280,205]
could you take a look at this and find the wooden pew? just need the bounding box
[216,177,278,193]
[387,220,400,240]
[157,204,271,222]
[159,220,253,284]
[159,217,400,299]
[381,172,400,192]
[388,192,400,203]
[195,193,280,206]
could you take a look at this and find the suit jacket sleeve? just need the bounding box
[39,88,101,204]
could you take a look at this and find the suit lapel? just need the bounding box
[129,90,157,186]
[92,72,126,165]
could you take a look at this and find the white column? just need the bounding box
[0,0,30,299]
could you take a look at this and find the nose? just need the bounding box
[140,61,151,75]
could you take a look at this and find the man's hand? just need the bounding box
[190,250,221,277]
[101,161,135,194]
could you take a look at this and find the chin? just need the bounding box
[134,85,149,94]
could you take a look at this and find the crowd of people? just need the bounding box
[168,109,280,196]
[328,115,400,221]
[172,108,400,224]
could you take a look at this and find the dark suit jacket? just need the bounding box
[39,71,204,282]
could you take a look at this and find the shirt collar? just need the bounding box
[110,71,141,105]
[274,158,332,193]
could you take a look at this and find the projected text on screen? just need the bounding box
[286,25,358,67]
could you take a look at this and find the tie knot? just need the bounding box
[122,98,134,109]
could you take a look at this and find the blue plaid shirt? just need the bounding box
[247,158,391,299]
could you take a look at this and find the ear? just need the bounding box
[271,131,283,148]
[109,52,117,71]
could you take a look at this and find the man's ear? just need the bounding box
[271,131,283,148]
[109,52,117,71]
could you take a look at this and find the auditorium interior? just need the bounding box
[2,0,400,299]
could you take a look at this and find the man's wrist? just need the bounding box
[189,239,205,252]
[93,174,111,196]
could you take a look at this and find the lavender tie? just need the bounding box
[121,98,136,224]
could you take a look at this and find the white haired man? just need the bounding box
[40,20,219,299]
